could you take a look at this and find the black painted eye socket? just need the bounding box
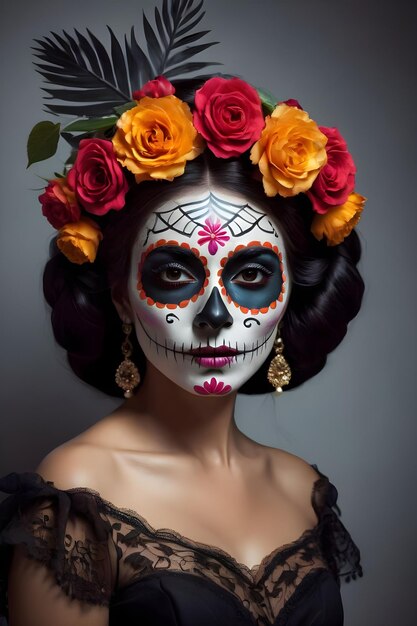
[222,247,283,309]
[140,246,206,304]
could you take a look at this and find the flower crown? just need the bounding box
[28,0,365,265]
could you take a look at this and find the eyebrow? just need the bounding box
[143,245,199,259]
[224,246,281,262]
[138,245,204,270]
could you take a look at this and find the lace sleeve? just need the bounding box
[0,472,115,621]
[311,464,363,586]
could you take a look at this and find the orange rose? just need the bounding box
[112,95,203,183]
[311,192,366,246]
[250,103,328,197]
[56,216,103,264]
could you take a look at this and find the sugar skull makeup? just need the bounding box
[125,190,291,396]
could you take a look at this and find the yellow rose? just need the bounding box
[311,192,366,246]
[250,103,328,197]
[56,216,103,264]
[112,95,204,183]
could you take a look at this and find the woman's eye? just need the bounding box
[231,266,270,286]
[155,264,196,287]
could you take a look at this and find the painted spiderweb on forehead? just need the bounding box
[143,193,279,244]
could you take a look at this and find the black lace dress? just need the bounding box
[0,464,362,626]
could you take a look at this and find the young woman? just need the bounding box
[0,3,364,624]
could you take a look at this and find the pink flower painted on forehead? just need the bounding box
[197,218,230,255]
[194,377,232,395]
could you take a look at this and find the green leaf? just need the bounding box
[63,116,118,132]
[114,101,137,116]
[27,121,61,168]
[256,88,277,115]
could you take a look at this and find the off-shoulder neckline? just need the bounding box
[60,471,330,583]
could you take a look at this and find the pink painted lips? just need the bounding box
[188,345,240,368]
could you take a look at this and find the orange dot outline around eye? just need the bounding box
[137,239,210,309]
[217,241,286,314]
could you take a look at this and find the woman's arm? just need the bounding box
[8,545,109,626]
[6,445,113,626]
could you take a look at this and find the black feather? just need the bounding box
[179,0,204,27]
[127,27,154,87]
[61,131,92,148]
[74,30,101,75]
[171,0,181,19]
[33,0,220,118]
[62,30,87,69]
[162,0,172,36]
[108,27,130,94]
[176,13,206,38]
[85,29,116,85]
[46,102,124,117]
[171,30,210,49]
[164,61,221,79]
[42,88,124,103]
[166,43,218,69]
[35,70,94,87]
[155,7,169,50]
[145,0,220,79]
[143,12,163,74]
[49,33,73,57]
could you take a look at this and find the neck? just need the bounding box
[123,363,246,468]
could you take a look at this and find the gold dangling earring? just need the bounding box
[267,329,292,394]
[115,322,140,398]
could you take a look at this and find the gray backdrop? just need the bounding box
[1,1,416,624]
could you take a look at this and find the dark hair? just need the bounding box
[43,150,364,397]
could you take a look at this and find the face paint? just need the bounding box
[219,243,286,311]
[126,190,291,396]
[138,242,209,307]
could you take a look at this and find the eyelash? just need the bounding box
[231,263,273,287]
[152,262,197,288]
[149,261,274,290]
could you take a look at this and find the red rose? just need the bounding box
[193,77,265,158]
[39,178,81,229]
[67,139,128,216]
[132,76,176,99]
[307,127,356,214]
[280,98,303,110]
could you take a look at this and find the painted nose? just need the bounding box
[193,287,233,330]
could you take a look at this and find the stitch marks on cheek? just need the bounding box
[137,239,210,309]
[217,241,287,314]
[135,312,275,366]
[194,377,232,395]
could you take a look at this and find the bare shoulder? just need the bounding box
[268,447,321,485]
[35,410,129,491]
[266,447,322,516]
[35,439,109,492]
